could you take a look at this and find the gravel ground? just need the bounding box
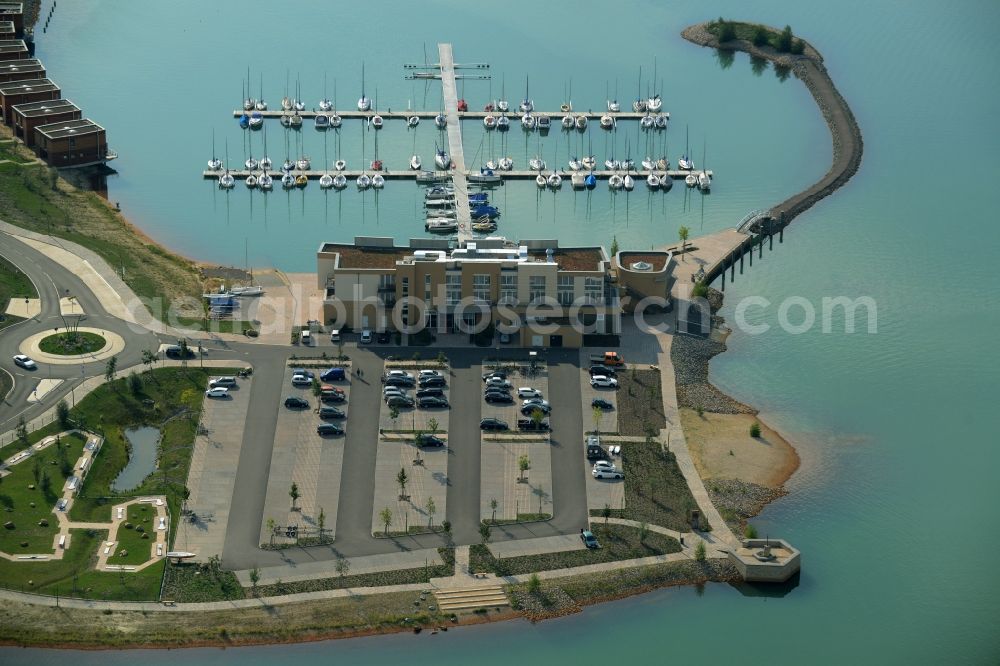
[671,325,755,415]
[706,478,787,531]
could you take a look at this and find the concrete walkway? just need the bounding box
[4,297,40,318]
[487,533,584,559]
[233,547,445,587]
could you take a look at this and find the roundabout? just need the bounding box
[18,326,126,364]
[38,330,107,355]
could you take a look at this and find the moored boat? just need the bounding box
[600,114,614,130]
[410,154,422,170]
[319,173,334,189]
[434,149,451,170]
[356,173,371,189]
[372,173,385,189]
[575,115,588,130]
[219,171,235,189]
[496,114,510,131]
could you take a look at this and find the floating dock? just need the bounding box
[202,169,712,181]
[231,109,669,122]
[439,43,472,243]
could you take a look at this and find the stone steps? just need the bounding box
[434,585,509,611]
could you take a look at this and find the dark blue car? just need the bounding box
[320,367,346,382]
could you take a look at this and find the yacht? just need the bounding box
[484,114,497,130]
[498,156,514,171]
[608,173,623,190]
[426,219,458,233]
[258,173,273,190]
[641,115,655,130]
[296,157,311,170]
[245,157,258,170]
[281,97,292,111]
[623,174,635,191]
[521,113,536,130]
[357,95,371,112]
[314,113,330,130]
[654,114,668,129]
[497,99,509,112]
[329,113,343,129]
[319,97,333,112]
[434,149,451,170]
[641,157,656,171]
[528,156,546,171]
[207,157,223,171]
[575,115,588,131]
[290,113,303,128]
[685,173,698,187]
[281,172,296,189]
[647,95,662,113]
[435,113,447,129]
[259,156,272,170]
[407,115,420,127]
[519,98,534,113]
[248,112,264,130]
[372,173,385,189]
[581,155,597,170]
[371,113,383,130]
[332,174,347,189]
[607,99,620,112]
[646,173,660,189]
[535,173,547,188]
[219,171,235,189]
[568,157,583,171]
[410,155,422,170]
[562,115,575,129]
[697,170,711,191]
[547,172,563,189]
[678,154,694,170]
[536,115,551,132]
[356,173,372,189]
[496,115,510,131]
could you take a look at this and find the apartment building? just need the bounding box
[317,236,620,348]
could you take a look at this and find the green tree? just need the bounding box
[388,405,400,430]
[265,517,276,546]
[752,25,770,47]
[425,496,436,528]
[31,458,41,485]
[744,523,758,539]
[379,506,393,535]
[530,408,545,430]
[248,567,260,596]
[336,556,350,584]
[178,339,189,368]
[104,355,118,384]
[790,38,805,55]
[716,17,736,42]
[695,541,707,561]
[750,421,761,438]
[318,506,326,537]
[311,377,322,397]
[56,399,70,429]
[602,503,612,526]
[181,485,191,512]
[678,226,690,259]
[490,497,498,524]
[479,522,492,545]
[776,25,794,53]
[141,349,157,376]
[289,482,300,510]
[436,351,447,365]
[16,416,28,446]
[527,573,541,594]
[48,167,59,191]
[639,521,650,544]
[427,417,439,434]
[610,235,619,257]
[396,467,409,499]
[128,371,142,396]
[518,454,530,481]
[592,405,603,435]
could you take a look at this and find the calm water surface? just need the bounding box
[7,0,999,663]
[110,427,160,492]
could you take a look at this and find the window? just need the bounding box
[499,273,517,304]
[400,277,409,297]
[424,274,432,303]
[529,276,546,303]
[379,274,395,291]
[557,276,575,306]
[446,273,461,306]
[473,274,491,302]
[584,277,603,304]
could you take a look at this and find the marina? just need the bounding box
[201,168,712,181]
[231,109,669,122]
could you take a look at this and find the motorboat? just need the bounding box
[260,156,272,170]
[282,159,295,172]
[410,155,422,170]
[435,149,451,169]
[372,173,385,189]
[370,159,382,171]
[568,157,583,171]
[659,173,673,191]
[296,157,311,170]
[319,173,334,189]
[469,192,489,202]
[562,115,575,129]
[483,114,497,130]
[560,102,572,113]
[471,221,497,233]
[640,115,655,130]
[646,173,660,189]
[547,172,563,189]
[528,156,545,171]
[358,95,371,111]
[416,170,448,184]
[647,95,662,113]
[245,157,259,170]
[290,113,303,128]
[571,172,586,189]
[428,208,457,218]
[259,173,273,190]
[435,113,447,129]
[407,115,420,127]
[471,204,499,218]
[697,170,711,191]
[521,114,536,130]
[426,186,455,199]
[425,198,457,208]
[249,111,263,130]
[279,114,291,128]
[519,98,534,113]
[585,173,597,189]
[498,156,513,170]
[656,157,670,170]
[607,99,620,112]
[575,115,588,130]
[239,113,250,130]
[536,115,551,132]
[332,173,347,189]
[654,114,668,129]
[356,173,371,189]
[581,155,596,170]
[294,98,305,112]
[600,114,614,130]
[608,173,623,190]
[219,171,235,189]
[330,114,343,128]
[497,99,509,112]
[281,97,292,111]
[371,114,384,130]
[468,168,501,185]
[496,115,510,131]
[623,174,635,191]
[255,99,267,111]
[605,158,620,170]
[319,97,333,112]
[535,173,547,188]
[334,159,347,171]
[295,174,308,187]
[281,172,296,189]
[678,154,694,170]
[633,99,648,112]
[486,159,499,170]
[641,157,656,171]
[457,99,468,112]
[685,173,697,187]
[426,219,458,233]
[315,113,330,130]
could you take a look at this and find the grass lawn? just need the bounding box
[0,253,36,330]
[470,525,680,576]
[589,441,701,533]
[0,141,35,165]
[0,432,86,553]
[616,369,666,436]
[110,503,157,566]
[38,331,107,355]
[160,559,243,602]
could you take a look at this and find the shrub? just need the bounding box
[56,400,71,428]
[692,280,709,300]
[752,25,769,47]
[790,38,805,55]
[716,18,737,43]
[527,573,541,594]
[128,371,143,396]
[750,421,761,438]
[776,25,794,53]
[695,541,707,562]
[744,524,758,539]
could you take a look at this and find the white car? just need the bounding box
[291,374,312,386]
[158,516,167,531]
[592,466,624,480]
[521,398,550,409]
[12,354,36,370]
[517,387,542,399]
[485,377,512,389]
[590,375,619,389]
[419,369,444,378]
[360,329,373,344]
[593,460,617,472]
[205,386,229,398]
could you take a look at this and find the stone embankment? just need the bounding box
[707,479,788,531]
[682,21,864,227]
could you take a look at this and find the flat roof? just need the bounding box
[12,98,78,117]
[321,244,411,270]
[0,57,40,71]
[35,118,105,140]
[0,78,59,95]
[0,3,23,13]
[618,252,670,272]
[320,240,605,272]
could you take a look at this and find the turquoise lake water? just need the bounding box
[110,427,160,492]
[5,0,999,663]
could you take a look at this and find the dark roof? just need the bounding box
[0,57,41,73]
[526,247,604,272]
[12,98,78,118]
[0,78,59,95]
[617,252,670,272]
[321,243,410,269]
[35,118,105,140]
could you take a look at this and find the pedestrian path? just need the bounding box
[233,547,445,587]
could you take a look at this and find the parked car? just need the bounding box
[377,330,391,344]
[12,354,36,370]
[580,530,600,549]
[592,466,624,480]
[360,329,373,344]
[517,418,551,431]
[320,367,346,382]
[205,387,229,398]
[415,434,445,448]
[284,396,310,409]
[209,376,237,388]
[320,385,344,397]
[482,370,508,381]
[485,377,512,389]
[521,398,550,409]
[320,392,346,404]
[484,392,514,404]
[419,369,444,379]
[291,374,312,386]
[418,396,450,409]
[590,375,619,389]
[593,460,618,473]
[418,376,447,388]
[291,369,315,380]
[329,329,342,343]
[416,387,445,398]
[517,387,542,399]
[480,417,509,431]
[589,365,617,377]
[385,370,414,380]
[319,406,346,419]
[521,403,550,416]
[592,398,614,410]
[383,386,407,399]
[586,434,604,460]
[386,395,415,408]
[384,376,415,388]
[317,423,345,436]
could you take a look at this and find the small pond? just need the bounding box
[111,427,160,492]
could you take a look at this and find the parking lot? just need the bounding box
[480,361,551,433]
[370,438,448,535]
[580,367,620,435]
[480,438,553,521]
[258,363,351,546]
[584,436,626,513]
[378,363,451,435]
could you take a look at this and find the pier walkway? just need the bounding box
[201,169,712,182]
[439,43,472,244]
[232,109,669,122]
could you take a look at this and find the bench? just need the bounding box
[58,535,66,549]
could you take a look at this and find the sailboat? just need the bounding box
[356,172,372,189]
[497,74,509,112]
[319,73,333,111]
[371,89,384,129]
[259,172,273,190]
[678,125,694,170]
[496,114,510,131]
[219,139,235,188]
[435,147,450,170]
[330,79,342,128]
[256,74,267,110]
[207,130,222,170]
[357,63,371,111]
[698,140,711,192]
[519,76,533,113]
[410,154,422,170]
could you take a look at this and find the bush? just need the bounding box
[790,38,805,55]
[750,421,761,438]
[527,573,541,594]
[692,280,709,300]
[695,541,707,562]
[776,25,794,53]
[716,17,737,43]
[744,524,758,539]
[56,400,70,428]
[128,371,143,396]
[752,25,769,47]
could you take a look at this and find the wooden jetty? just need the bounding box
[438,43,472,244]
[202,169,712,181]
[231,109,669,122]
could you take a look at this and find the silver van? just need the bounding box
[209,376,237,388]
